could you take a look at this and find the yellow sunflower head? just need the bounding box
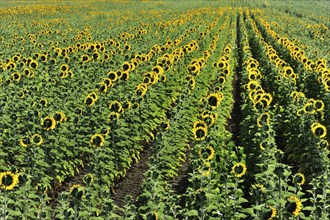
[311,122,327,139]
[232,162,247,177]
[90,134,105,147]
[41,117,56,130]
[193,126,208,141]
[31,134,43,145]
[286,196,302,216]
[198,145,215,161]
[292,173,305,186]
[0,171,20,190]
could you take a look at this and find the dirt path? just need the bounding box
[111,142,153,212]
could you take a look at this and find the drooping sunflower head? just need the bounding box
[232,162,247,177]
[19,136,31,148]
[286,196,302,216]
[292,173,305,186]
[69,184,84,198]
[252,183,266,194]
[41,117,56,130]
[263,205,277,220]
[90,134,105,147]
[0,171,20,190]
[198,145,215,161]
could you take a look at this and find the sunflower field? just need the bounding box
[0,0,329,219]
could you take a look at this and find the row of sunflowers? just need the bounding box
[0,1,329,219]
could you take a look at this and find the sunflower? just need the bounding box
[207,92,223,109]
[121,72,129,81]
[311,122,327,139]
[109,112,120,121]
[18,90,25,99]
[70,184,82,193]
[286,196,302,216]
[252,183,266,193]
[152,65,164,75]
[98,82,108,93]
[263,206,277,220]
[81,54,89,62]
[12,72,21,81]
[103,78,113,88]
[161,120,170,131]
[122,61,131,72]
[200,161,211,176]
[122,100,131,110]
[232,162,247,177]
[193,120,208,130]
[19,136,30,147]
[69,184,84,198]
[303,101,315,114]
[53,111,66,123]
[0,171,20,190]
[41,116,56,130]
[92,52,100,61]
[135,84,148,97]
[199,145,215,160]
[60,64,69,72]
[318,139,329,149]
[257,112,270,127]
[201,114,215,127]
[40,98,48,107]
[90,134,105,147]
[108,71,118,81]
[314,100,324,112]
[83,173,94,185]
[100,127,111,136]
[292,173,305,186]
[193,126,208,141]
[84,95,96,107]
[31,134,43,145]
[29,60,38,69]
[109,100,122,113]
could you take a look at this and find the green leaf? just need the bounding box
[184,209,199,217]
[8,209,22,217]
